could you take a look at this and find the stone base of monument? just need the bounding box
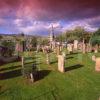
[58,55,65,73]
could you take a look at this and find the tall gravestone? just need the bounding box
[58,55,65,73]
[92,56,100,71]
[82,43,86,54]
[67,44,73,54]
[73,40,78,51]
[57,45,61,56]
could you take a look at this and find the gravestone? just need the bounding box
[95,58,100,71]
[82,43,86,54]
[87,43,92,52]
[57,45,61,56]
[78,42,83,52]
[58,55,65,73]
[92,56,100,71]
[62,52,66,58]
[73,40,78,51]
[94,49,98,53]
[94,45,98,53]
[67,44,73,54]
[30,73,34,83]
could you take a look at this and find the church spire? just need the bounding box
[50,24,55,42]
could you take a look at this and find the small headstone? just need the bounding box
[67,44,73,54]
[62,52,66,58]
[92,55,96,62]
[30,73,34,83]
[58,55,65,73]
[94,49,98,53]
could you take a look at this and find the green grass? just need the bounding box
[0,52,100,100]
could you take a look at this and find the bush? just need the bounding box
[0,40,15,57]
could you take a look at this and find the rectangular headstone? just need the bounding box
[58,55,65,73]
[95,58,100,71]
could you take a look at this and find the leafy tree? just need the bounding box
[1,40,15,57]
[90,28,100,46]
[93,28,100,36]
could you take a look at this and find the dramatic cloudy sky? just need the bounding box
[0,0,100,35]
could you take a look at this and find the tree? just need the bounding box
[94,28,100,36]
[90,28,100,46]
[1,40,15,57]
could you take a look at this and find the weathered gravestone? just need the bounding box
[73,40,78,51]
[56,45,61,56]
[82,43,86,54]
[58,55,65,73]
[92,56,100,71]
[67,44,73,54]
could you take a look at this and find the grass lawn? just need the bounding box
[0,52,100,100]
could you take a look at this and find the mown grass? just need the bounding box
[0,52,100,100]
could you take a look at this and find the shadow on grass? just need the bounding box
[35,70,51,81]
[50,60,57,64]
[25,62,42,65]
[66,52,78,56]
[0,69,22,80]
[65,64,83,72]
[0,65,21,72]
[66,56,74,59]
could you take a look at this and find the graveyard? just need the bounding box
[0,35,100,100]
[0,0,100,100]
[0,51,100,100]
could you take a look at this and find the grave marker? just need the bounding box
[58,55,65,73]
[92,56,100,71]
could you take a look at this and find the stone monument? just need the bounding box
[92,56,100,71]
[58,55,65,73]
